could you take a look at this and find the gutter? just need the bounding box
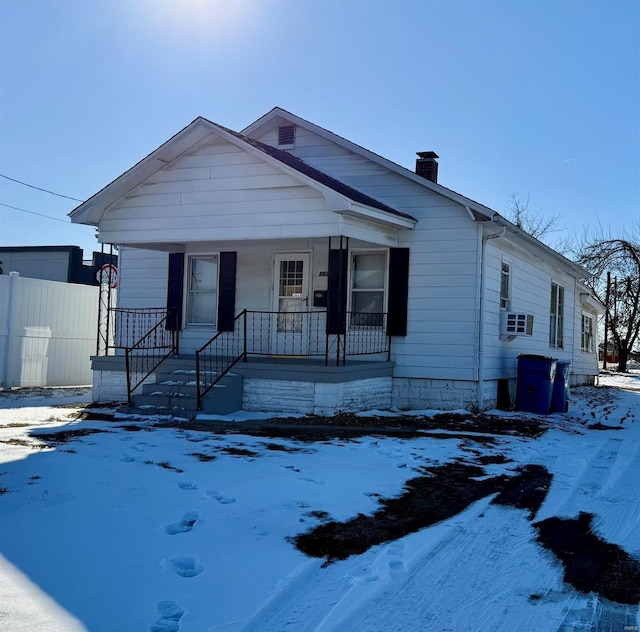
[475,211,506,412]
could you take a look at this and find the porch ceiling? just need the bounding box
[98,213,401,249]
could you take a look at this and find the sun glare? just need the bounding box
[140,0,250,47]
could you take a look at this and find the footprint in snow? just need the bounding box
[350,564,379,585]
[177,481,198,491]
[168,556,203,578]
[165,511,199,535]
[206,490,236,504]
[386,542,406,578]
[150,600,184,632]
[298,477,326,486]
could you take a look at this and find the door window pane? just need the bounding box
[277,259,305,333]
[279,260,304,297]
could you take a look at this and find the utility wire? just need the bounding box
[0,201,70,224]
[0,172,84,202]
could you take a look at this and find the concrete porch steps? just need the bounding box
[122,367,243,419]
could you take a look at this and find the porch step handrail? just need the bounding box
[125,309,178,405]
[196,310,248,409]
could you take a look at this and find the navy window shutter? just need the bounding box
[217,251,237,332]
[326,249,348,334]
[166,253,184,331]
[387,248,409,336]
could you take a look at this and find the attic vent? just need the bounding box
[278,124,295,146]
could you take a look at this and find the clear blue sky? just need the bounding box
[1,0,638,258]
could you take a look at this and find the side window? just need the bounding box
[549,281,564,348]
[500,261,510,309]
[581,313,594,352]
[186,255,218,326]
[350,252,386,327]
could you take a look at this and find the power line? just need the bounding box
[0,173,84,202]
[0,201,70,224]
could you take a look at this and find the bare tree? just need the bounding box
[575,234,640,372]
[505,193,561,242]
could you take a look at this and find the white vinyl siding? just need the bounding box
[116,247,168,310]
[100,135,340,245]
[252,125,481,380]
[482,239,576,381]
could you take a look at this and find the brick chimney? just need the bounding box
[415,151,439,183]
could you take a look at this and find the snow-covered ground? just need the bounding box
[0,374,639,632]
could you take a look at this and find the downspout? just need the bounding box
[474,210,506,412]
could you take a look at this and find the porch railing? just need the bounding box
[195,310,390,409]
[195,311,247,408]
[112,307,169,350]
[125,309,178,405]
[116,307,391,409]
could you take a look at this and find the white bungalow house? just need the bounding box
[69,107,603,416]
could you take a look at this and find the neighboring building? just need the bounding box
[0,245,117,286]
[69,108,603,414]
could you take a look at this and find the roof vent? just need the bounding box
[278,124,295,147]
[415,151,439,183]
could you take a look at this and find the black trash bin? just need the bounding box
[516,355,557,414]
[551,360,571,413]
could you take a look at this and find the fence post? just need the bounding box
[1,273,20,387]
[243,310,248,361]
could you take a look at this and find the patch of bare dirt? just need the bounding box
[32,428,110,446]
[534,512,640,604]
[158,412,545,443]
[293,462,551,565]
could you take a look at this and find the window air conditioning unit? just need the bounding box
[500,312,534,337]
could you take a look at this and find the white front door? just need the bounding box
[272,253,310,356]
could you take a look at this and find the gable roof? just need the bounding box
[69,117,415,228]
[220,125,414,221]
[242,107,586,278]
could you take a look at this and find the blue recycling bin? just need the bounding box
[551,360,571,413]
[516,355,557,414]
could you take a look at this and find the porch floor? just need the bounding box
[92,354,394,384]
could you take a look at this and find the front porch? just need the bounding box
[94,307,394,416]
[92,354,394,417]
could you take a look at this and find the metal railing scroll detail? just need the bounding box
[124,309,178,405]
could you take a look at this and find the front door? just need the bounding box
[272,253,310,356]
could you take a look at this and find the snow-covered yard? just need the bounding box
[0,375,639,632]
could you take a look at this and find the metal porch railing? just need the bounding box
[112,307,390,410]
[124,309,178,405]
[195,310,391,410]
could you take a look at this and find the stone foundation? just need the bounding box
[92,369,128,403]
[392,378,478,412]
[243,376,393,415]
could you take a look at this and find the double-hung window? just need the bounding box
[581,313,594,352]
[549,282,564,348]
[186,255,218,326]
[500,261,511,309]
[350,252,386,327]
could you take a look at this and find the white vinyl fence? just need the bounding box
[0,272,98,388]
